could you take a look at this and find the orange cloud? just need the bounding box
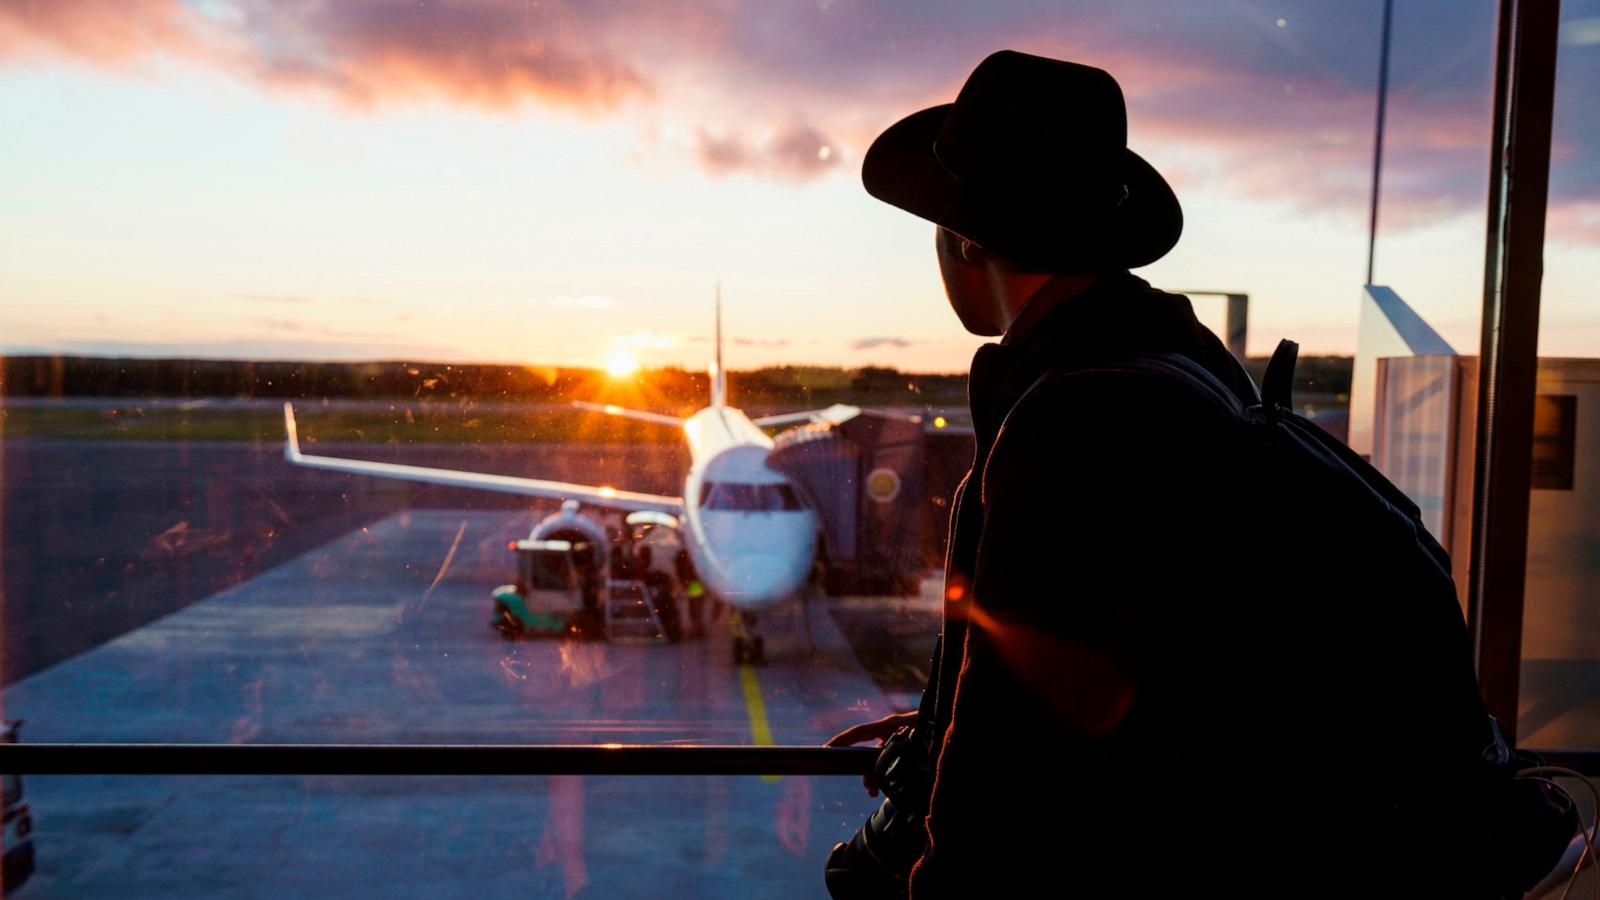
[0,0,653,111]
[0,0,201,64]
[238,2,652,111]
[3,0,1595,246]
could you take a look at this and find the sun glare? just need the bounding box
[604,349,640,379]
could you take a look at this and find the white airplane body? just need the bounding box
[679,404,816,610]
[283,288,853,655]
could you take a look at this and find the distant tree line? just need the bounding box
[1241,355,1352,396]
[0,356,969,407]
[0,354,1351,406]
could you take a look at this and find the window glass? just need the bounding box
[524,544,580,591]
[1361,3,1500,608]
[0,0,1465,890]
[1519,1,1600,752]
[17,775,875,897]
[1367,1,1498,355]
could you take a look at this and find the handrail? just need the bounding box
[0,743,879,776]
[1530,751,1600,776]
[5,743,1595,777]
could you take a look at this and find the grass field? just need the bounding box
[0,404,688,443]
[1,394,1340,443]
[0,401,979,443]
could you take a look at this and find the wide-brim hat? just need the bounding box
[862,50,1182,271]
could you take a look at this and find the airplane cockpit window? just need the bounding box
[699,482,807,511]
[769,484,805,512]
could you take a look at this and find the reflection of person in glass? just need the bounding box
[827,51,1262,896]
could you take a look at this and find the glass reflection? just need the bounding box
[16,775,874,898]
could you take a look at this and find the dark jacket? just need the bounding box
[908,273,1274,896]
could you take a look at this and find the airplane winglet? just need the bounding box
[571,401,685,427]
[283,402,301,462]
[751,403,861,429]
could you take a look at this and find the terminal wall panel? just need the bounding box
[1521,361,1600,663]
[1373,354,1600,748]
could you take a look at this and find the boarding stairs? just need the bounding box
[603,578,667,643]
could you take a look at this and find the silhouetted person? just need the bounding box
[826,48,1388,899]
[824,49,1580,900]
[825,51,1265,897]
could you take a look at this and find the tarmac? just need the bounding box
[0,438,684,684]
[5,509,908,898]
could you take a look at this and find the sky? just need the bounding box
[0,0,1596,372]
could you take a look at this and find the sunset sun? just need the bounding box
[603,348,640,379]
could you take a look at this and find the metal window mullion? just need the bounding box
[1469,0,1563,741]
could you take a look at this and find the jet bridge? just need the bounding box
[768,408,972,596]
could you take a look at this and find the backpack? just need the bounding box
[1087,338,1579,897]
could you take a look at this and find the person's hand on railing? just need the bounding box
[824,711,917,748]
[825,710,918,796]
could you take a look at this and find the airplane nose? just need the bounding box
[719,554,806,604]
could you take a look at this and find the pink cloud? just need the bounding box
[1548,201,1600,247]
[0,0,657,110]
[3,0,1594,244]
[235,1,655,111]
[695,122,840,181]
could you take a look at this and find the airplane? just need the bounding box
[282,287,857,664]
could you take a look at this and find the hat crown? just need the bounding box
[858,49,1182,270]
[933,51,1128,195]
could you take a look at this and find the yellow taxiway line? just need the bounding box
[733,616,781,782]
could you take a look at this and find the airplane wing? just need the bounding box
[750,404,861,428]
[570,401,686,427]
[283,404,683,514]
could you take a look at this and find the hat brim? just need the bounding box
[861,104,1182,270]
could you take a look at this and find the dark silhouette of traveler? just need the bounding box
[825,50,1260,897]
[822,50,1578,899]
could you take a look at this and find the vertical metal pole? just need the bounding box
[1469,0,1562,741]
[1366,0,1396,286]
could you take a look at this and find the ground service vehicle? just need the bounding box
[492,539,602,639]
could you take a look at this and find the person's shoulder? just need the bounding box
[1002,359,1228,435]
[983,361,1238,491]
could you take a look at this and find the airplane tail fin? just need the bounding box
[711,281,727,408]
[283,402,302,461]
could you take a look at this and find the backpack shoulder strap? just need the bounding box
[1261,339,1299,424]
[1030,351,1250,423]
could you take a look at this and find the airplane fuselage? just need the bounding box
[680,406,819,613]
